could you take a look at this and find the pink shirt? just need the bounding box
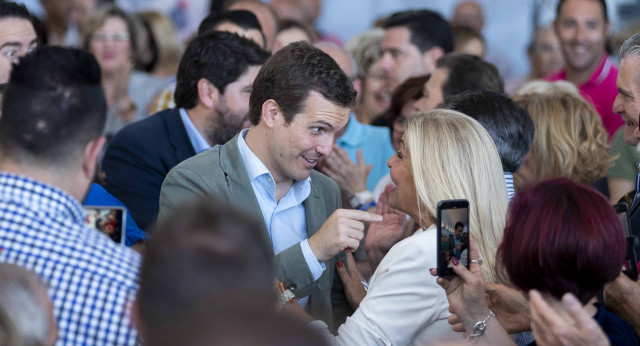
[546,55,622,139]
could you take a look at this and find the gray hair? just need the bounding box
[620,34,640,59]
[0,264,52,346]
[345,28,384,79]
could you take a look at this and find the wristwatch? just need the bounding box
[349,190,374,209]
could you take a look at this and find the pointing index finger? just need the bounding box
[340,209,383,222]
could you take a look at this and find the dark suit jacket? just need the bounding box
[158,134,350,329]
[102,108,196,232]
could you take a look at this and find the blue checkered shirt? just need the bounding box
[0,173,141,345]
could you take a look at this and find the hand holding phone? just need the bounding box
[437,199,470,277]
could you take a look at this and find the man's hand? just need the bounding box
[530,290,609,346]
[308,209,382,261]
[486,283,531,334]
[336,253,367,310]
[364,184,412,271]
[604,273,640,336]
[320,146,372,198]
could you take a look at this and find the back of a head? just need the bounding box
[499,178,623,304]
[0,263,53,346]
[0,46,105,166]
[139,198,276,345]
[436,53,504,98]
[383,9,453,54]
[0,0,30,21]
[442,91,534,173]
[406,110,508,284]
[249,41,356,125]
[198,9,263,36]
[512,91,611,184]
[385,74,429,129]
[174,31,270,110]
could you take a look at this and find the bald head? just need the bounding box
[452,1,484,32]
[229,0,277,51]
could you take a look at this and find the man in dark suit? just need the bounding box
[159,42,382,330]
[101,31,270,231]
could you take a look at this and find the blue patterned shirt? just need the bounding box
[0,173,141,345]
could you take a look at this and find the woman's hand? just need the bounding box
[485,283,531,334]
[365,184,412,271]
[429,241,490,332]
[337,253,367,310]
[530,290,609,346]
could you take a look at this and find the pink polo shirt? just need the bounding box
[546,55,622,139]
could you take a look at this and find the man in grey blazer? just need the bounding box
[159,42,382,329]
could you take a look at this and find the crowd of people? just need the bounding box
[1,0,640,345]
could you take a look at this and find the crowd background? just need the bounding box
[2,0,640,345]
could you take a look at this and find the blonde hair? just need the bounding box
[138,11,183,76]
[513,92,612,184]
[406,110,508,284]
[344,28,384,80]
[515,80,579,96]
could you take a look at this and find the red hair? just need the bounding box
[498,178,624,304]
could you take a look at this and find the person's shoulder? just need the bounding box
[110,109,176,145]
[597,305,639,346]
[310,170,340,193]
[385,227,436,263]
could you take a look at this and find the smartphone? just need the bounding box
[614,203,638,281]
[437,199,470,277]
[83,206,127,245]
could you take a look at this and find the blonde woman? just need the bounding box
[512,91,613,190]
[289,110,508,345]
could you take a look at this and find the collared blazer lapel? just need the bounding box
[165,108,197,164]
[217,134,265,223]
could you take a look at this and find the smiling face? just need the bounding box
[361,61,392,119]
[387,133,418,218]
[613,57,640,146]
[554,0,609,75]
[266,91,350,183]
[89,16,132,75]
[0,18,37,84]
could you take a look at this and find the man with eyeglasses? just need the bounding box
[0,1,36,85]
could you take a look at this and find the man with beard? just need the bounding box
[102,31,269,232]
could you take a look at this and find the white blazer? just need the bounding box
[333,225,462,345]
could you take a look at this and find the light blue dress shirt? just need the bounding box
[337,114,397,191]
[237,129,325,308]
[179,108,211,154]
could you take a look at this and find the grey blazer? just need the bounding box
[159,134,346,327]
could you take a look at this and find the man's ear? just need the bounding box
[604,21,612,38]
[196,78,219,109]
[261,99,280,128]
[82,135,105,181]
[423,46,445,74]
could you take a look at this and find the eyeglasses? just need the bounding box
[91,32,130,42]
[393,117,407,131]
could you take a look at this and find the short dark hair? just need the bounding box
[0,47,106,165]
[0,0,31,21]
[249,41,356,124]
[442,91,534,172]
[436,53,504,99]
[454,222,464,230]
[198,9,266,48]
[138,198,277,345]
[499,178,624,304]
[174,31,270,109]
[556,0,608,22]
[383,10,453,54]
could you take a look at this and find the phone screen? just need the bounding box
[437,200,470,277]
[83,206,126,245]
